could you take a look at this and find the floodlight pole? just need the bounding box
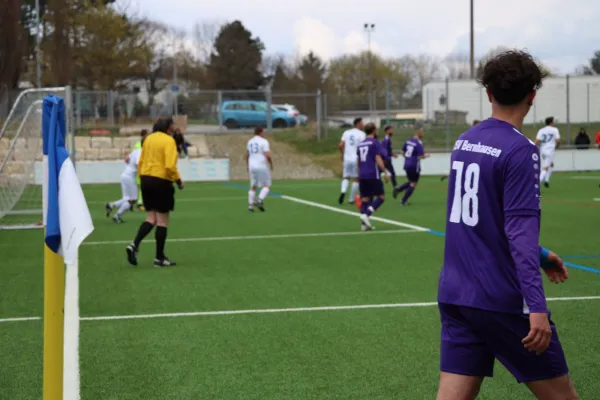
[364,23,376,118]
[35,0,41,87]
[469,0,475,79]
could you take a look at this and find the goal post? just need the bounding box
[0,87,73,230]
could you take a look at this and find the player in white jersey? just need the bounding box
[535,116,561,188]
[337,117,366,205]
[105,146,142,223]
[245,126,273,212]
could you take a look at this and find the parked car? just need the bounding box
[221,100,297,129]
[274,103,308,125]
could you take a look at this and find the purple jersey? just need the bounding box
[381,135,393,161]
[438,118,543,314]
[402,137,424,170]
[357,137,383,179]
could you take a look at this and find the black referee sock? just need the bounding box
[133,221,154,248]
[155,226,167,260]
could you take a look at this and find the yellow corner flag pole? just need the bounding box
[43,243,65,399]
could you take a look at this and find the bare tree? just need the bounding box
[192,19,223,63]
[443,52,471,80]
[401,54,442,93]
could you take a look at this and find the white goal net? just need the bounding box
[0,87,72,230]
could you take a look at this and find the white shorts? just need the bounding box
[250,168,271,187]
[540,152,555,169]
[343,160,358,178]
[120,174,138,201]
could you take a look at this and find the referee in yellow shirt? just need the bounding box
[126,117,184,267]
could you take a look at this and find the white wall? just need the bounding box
[34,158,230,185]
[391,149,600,176]
[423,76,600,124]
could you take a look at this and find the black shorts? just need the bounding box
[140,176,175,213]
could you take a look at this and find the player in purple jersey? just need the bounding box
[436,51,576,400]
[393,127,430,205]
[356,123,389,231]
[380,126,398,187]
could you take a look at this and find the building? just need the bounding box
[423,76,600,125]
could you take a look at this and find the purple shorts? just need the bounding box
[405,167,420,182]
[439,303,569,383]
[359,179,384,198]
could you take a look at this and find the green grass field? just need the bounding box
[1,173,599,399]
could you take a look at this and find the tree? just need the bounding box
[297,51,327,92]
[208,20,264,90]
[400,54,442,93]
[328,52,409,110]
[0,0,24,90]
[443,52,471,79]
[192,19,222,63]
[590,51,600,75]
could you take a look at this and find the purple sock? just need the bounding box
[401,186,414,204]
[360,200,370,214]
[367,197,385,216]
[396,182,410,192]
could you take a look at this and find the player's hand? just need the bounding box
[393,154,399,158]
[522,312,552,355]
[424,153,431,158]
[543,252,568,284]
[177,180,184,190]
[384,173,390,183]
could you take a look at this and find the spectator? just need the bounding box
[575,128,591,150]
[173,128,192,158]
[596,130,600,148]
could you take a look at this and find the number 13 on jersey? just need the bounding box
[449,161,480,227]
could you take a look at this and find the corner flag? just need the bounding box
[42,94,94,400]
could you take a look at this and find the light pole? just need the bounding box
[364,23,375,116]
[469,0,474,79]
[35,0,41,87]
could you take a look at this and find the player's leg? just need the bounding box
[127,177,157,266]
[393,169,411,199]
[401,171,420,205]
[437,303,492,400]
[462,307,575,400]
[349,174,360,204]
[248,170,257,212]
[153,181,176,267]
[113,177,136,223]
[544,160,554,187]
[136,175,144,210]
[539,154,550,186]
[365,182,385,216]
[385,160,397,187]
[256,169,271,211]
[339,162,350,204]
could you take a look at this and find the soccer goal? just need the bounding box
[0,87,73,230]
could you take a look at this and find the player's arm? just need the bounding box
[244,150,249,171]
[555,130,561,148]
[165,137,183,189]
[504,143,551,354]
[263,141,273,170]
[375,144,389,182]
[399,142,406,157]
[534,130,543,146]
[539,245,568,283]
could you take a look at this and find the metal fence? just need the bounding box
[423,75,600,149]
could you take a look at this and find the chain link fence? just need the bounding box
[423,75,600,150]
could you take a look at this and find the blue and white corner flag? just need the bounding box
[42,95,94,264]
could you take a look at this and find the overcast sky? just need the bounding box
[125,0,599,74]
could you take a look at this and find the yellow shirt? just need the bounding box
[138,132,181,182]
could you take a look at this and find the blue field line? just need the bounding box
[223,183,600,275]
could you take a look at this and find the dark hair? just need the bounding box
[545,117,554,125]
[364,123,376,135]
[155,117,174,133]
[472,120,480,126]
[478,50,544,106]
[384,125,392,132]
[353,117,363,127]
[140,129,148,137]
[254,126,264,135]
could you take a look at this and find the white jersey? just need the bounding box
[341,128,366,162]
[536,126,560,154]
[122,148,141,178]
[247,136,270,170]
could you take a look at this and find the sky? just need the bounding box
[124,0,600,75]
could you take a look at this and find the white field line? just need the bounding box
[88,196,245,205]
[63,259,80,400]
[593,198,600,202]
[570,176,600,180]
[82,229,421,246]
[3,296,600,324]
[280,195,430,232]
